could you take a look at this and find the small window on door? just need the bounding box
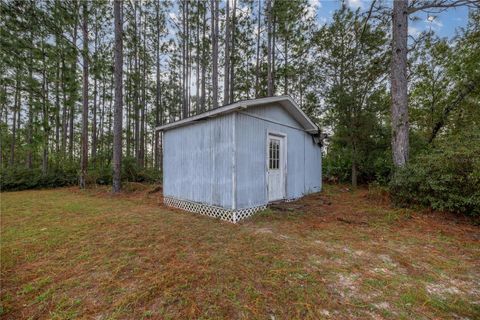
[269,139,280,170]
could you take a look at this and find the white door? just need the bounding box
[267,134,286,201]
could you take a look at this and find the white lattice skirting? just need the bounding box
[163,196,266,223]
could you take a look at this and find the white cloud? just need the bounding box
[310,0,321,8]
[425,16,443,30]
[346,0,363,9]
[409,26,421,37]
[168,12,178,24]
[306,0,321,20]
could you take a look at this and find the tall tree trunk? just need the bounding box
[200,3,206,112]
[186,0,191,115]
[2,97,7,168]
[299,71,303,106]
[195,0,200,113]
[266,0,273,96]
[79,1,89,189]
[108,71,114,161]
[223,0,230,105]
[351,157,358,188]
[61,57,68,157]
[255,0,261,98]
[99,76,106,159]
[229,0,237,103]
[69,3,79,161]
[0,85,5,168]
[16,89,20,133]
[92,9,98,163]
[10,71,20,167]
[211,0,219,108]
[27,69,33,168]
[55,53,61,160]
[272,14,276,94]
[284,32,288,95]
[112,0,123,193]
[351,110,358,188]
[1,96,6,168]
[126,55,131,158]
[139,9,146,168]
[134,1,140,161]
[0,86,6,124]
[155,0,163,171]
[155,71,161,171]
[182,0,187,117]
[151,130,155,168]
[391,0,409,167]
[41,40,49,175]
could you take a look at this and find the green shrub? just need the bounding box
[323,148,352,182]
[323,147,392,184]
[0,167,78,191]
[121,157,161,183]
[389,131,480,217]
[88,166,112,185]
[1,158,161,192]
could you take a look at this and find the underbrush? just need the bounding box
[0,167,78,191]
[0,157,161,192]
[366,181,390,205]
[389,131,480,218]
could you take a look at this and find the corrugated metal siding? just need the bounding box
[235,111,322,209]
[234,113,267,209]
[244,103,304,129]
[163,113,234,208]
[304,134,322,193]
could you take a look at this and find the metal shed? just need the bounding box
[156,96,322,223]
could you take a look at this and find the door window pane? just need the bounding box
[269,139,280,170]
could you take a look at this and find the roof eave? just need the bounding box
[280,96,319,134]
[156,96,319,133]
[156,105,244,131]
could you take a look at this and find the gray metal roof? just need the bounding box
[155,96,319,133]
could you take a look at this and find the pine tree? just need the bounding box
[79,0,89,188]
[112,0,123,193]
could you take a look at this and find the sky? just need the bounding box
[312,0,471,39]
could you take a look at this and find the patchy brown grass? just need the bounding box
[1,184,479,319]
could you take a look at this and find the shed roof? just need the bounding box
[155,96,319,134]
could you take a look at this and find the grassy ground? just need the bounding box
[1,184,479,319]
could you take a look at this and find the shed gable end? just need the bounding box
[156,96,319,134]
[241,103,304,130]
